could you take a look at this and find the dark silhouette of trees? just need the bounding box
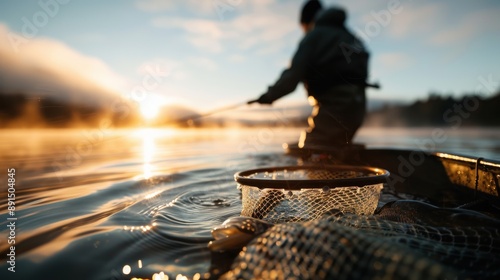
[365,91,499,127]
[0,91,140,128]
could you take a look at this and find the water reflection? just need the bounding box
[151,272,168,280]
[125,269,205,280]
[123,222,157,233]
[141,129,157,179]
[0,128,296,280]
[123,264,132,275]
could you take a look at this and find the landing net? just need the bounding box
[235,165,389,223]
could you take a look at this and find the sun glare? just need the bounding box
[140,98,161,120]
[142,128,156,179]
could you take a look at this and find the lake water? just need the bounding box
[0,127,499,280]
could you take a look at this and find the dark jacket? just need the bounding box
[261,8,369,103]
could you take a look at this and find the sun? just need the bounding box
[140,99,160,120]
[139,94,167,120]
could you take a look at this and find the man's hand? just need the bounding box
[254,94,274,105]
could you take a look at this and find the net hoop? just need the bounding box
[235,165,389,190]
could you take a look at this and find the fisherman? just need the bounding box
[252,0,372,149]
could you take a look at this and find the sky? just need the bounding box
[0,0,499,113]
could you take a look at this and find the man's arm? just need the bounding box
[256,34,316,104]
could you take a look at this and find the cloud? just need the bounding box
[231,12,297,52]
[135,0,175,12]
[152,17,225,53]
[150,0,299,55]
[387,3,444,39]
[0,24,128,108]
[375,52,413,71]
[429,8,500,46]
[381,2,500,47]
[136,58,178,78]
[137,0,270,18]
[135,0,214,14]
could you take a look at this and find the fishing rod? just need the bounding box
[173,79,383,124]
[176,100,255,123]
[176,82,380,124]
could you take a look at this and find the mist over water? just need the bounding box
[0,127,498,279]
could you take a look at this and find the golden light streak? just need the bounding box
[141,129,156,179]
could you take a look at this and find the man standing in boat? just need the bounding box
[252,0,372,149]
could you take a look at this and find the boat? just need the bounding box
[284,142,500,207]
[210,143,500,279]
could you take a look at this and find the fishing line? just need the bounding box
[176,101,252,124]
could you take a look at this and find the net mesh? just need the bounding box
[238,167,385,223]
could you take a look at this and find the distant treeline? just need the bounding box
[2,90,499,128]
[0,92,141,128]
[364,91,500,127]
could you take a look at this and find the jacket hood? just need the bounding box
[315,7,346,27]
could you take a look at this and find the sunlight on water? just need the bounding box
[132,127,182,180]
[1,127,498,280]
[123,264,132,275]
[144,190,162,200]
[151,272,169,280]
[141,129,157,179]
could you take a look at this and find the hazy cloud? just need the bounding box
[376,52,413,71]
[150,1,298,55]
[135,0,175,12]
[430,8,500,46]
[152,17,225,53]
[231,12,297,52]
[0,24,128,108]
[135,0,214,14]
[387,3,444,39]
